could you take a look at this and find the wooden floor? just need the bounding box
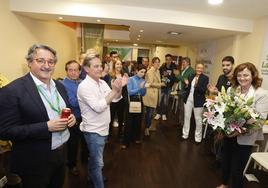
[63,112,268,188]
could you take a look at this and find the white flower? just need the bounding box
[210,114,225,130]
[214,103,226,115]
[247,108,259,119]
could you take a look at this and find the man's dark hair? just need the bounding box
[135,64,147,72]
[222,56,234,64]
[165,54,172,58]
[65,60,81,71]
[110,51,118,56]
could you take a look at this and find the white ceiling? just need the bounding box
[70,0,268,19]
[9,0,268,46]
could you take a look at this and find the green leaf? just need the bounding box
[246,97,254,106]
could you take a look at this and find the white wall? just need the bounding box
[191,17,268,85]
[155,46,188,64]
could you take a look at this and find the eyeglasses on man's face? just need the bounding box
[34,58,56,66]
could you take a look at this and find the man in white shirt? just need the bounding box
[77,52,127,188]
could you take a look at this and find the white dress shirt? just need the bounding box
[30,73,70,150]
[77,75,112,136]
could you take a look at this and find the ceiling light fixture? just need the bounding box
[138,35,141,37]
[115,40,119,42]
[137,38,140,41]
[156,40,163,43]
[58,16,63,20]
[139,30,144,33]
[133,43,138,46]
[208,0,223,5]
[168,31,181,35]
[97,19,101,22]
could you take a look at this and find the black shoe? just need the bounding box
[87,177,108,186]
[180,136,188,141]
[104,177,108,183]
[7,173,22,186]
[69,167,79,176]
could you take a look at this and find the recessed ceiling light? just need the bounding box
[97,19,101,22]
[138,35,141,38]
[168,31,181,35]
[133,43,138,46]
[156,40,163,43]
[139,30,144,33]
[137,38,140,41]
[115,40,119,42]
[208,0,223,5]
[58,16,63,20]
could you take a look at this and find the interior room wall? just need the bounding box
[0,0,77,82]
[190,17,267,85]
[211,36,236,85]
[234,18,267,66]
[155,46,187,64]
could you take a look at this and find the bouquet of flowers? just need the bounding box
[203,87,264,136]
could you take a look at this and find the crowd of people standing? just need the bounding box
[0,44,267,188]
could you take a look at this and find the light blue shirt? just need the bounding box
[30,73,70,150]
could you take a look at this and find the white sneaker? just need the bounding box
[149,126,156,131]
[113,121,118,127]
[162,115,167,121]
[154,114,161,120]
[144,128,150,136]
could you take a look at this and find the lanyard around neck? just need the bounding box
[36,85,61,115]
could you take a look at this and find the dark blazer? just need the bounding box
[0,73,69,175]
[183,73,209,107]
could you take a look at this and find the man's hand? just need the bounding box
[67,114,76,127]
[47,119,68,132]
[163,71,168,77]
[161,82,166,87]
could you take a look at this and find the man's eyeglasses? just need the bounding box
[34,58,56,66]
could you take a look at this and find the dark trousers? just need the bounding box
[156,91,170,115]
[67,118,88,168]
[21,146,66,188]
[177,93,185,126]
[221,137,252,188]
[144,106,154,128]
[123,112,142,146]
[109,98,125,136]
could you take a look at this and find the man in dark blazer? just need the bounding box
[175,57,195,128]
[0,44,76,188]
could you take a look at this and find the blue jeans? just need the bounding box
[83,132,107,188]
[145,107,154,128]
